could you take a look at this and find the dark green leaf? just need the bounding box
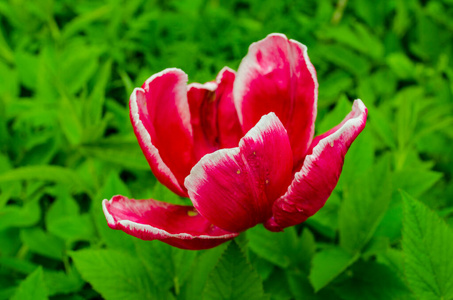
[203,241,266,300]
[71,249,166,300]
[401,190,453,300]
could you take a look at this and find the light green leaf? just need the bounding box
[309,246,359,292]
[393,170,442,198]
[387,53,416,79]
[317,95,352,134]
[401,190,453,300]
[340,127,375,189]
[80,141,150,171]
[20,228,65,260]
[11,267,48,300]
[93,171,136,253]
[43,268,84,296]
[0,165,88,194]
[318,44,370,76]
[47,214,95,243]
[247,225,314,272]
[84,59,112,127]
[339,156,392,253]
[71,249,165,300]
[203,241,266,300]
[0,199,41,230]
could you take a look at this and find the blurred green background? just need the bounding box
[0,0,452,299]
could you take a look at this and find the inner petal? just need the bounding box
[185,113,293,233]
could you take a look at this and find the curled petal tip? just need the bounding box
[102,195,238,250]
[269,99,367,230]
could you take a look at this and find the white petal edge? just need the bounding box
[129,69,190,195]
[102,199,239,240]
[285,99,366,194]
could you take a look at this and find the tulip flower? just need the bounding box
[103,33,367,250]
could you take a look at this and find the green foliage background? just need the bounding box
[0,0,452,299]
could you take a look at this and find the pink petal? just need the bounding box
[187,67,242,160]
[102,196,238,250]
[187,80,218,160]
[215,67,243,149]
[184,113,293,233]
[234,33,318,167]
[265,100,368,231]
[130,69,195,196]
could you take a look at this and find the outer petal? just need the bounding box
[130,69,194,196]
[187,67,242,160]
[234,33,318,166]
[103,196,238,250]
[265,100,367,231]
[184,113,293,233]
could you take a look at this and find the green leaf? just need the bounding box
[306,192,341,239]
[340,127,375,189]
[0,166,88,194]
[83,59,112,128]
[401,190,453,300]
[368,104,397,149]
[0,256,38,275]
[317,44,370,76]
[318,71,353,103]
[14,51,38,89]
[203,241,266,300]
[20,228,65,260]
[71,249,166,300]
[0,199,41,230]
[93,172,136,253]
[393,169,442,198]
[43,268,84,296]
[309,246,359,292]
[247,225,315,271]
[317,95,352,134]
[181,245,226,300]
[47,214,95,243]
[263,268,293,300]
[317,22,383,60]
[58,95,83,146]
[386,53,416,79]
[80,140,150,171]
[333,261,414,300]
[59,41,100,94]
[134,240,196,293]
[339,156,392,253]
[11,267,48,300]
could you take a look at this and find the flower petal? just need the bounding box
[265,100,368,231]
[187,80,218,160]
[234,33,318,166]
[184,113,293,233]
[187,67,242,160]
[103,196,238,250]
[130,68,195,196]
[215,67,243,149]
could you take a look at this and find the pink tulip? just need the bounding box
[103,33,368,250]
